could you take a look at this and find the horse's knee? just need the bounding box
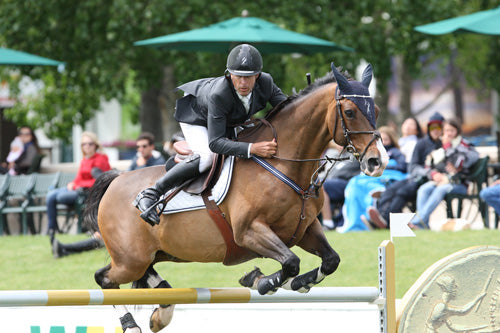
[321,251,340,275]
[282,255,300,278]
[95,264,119,289]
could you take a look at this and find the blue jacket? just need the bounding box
[385,145,407,173]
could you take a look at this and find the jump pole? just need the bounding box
[0,241,395,332]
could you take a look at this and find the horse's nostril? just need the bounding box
[368,158,381,171]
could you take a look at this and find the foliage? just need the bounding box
[0,0,498,141]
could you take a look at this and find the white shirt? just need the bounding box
[237,92,252,113]
[236,92,253,157]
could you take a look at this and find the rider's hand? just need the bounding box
[250,139,277,158]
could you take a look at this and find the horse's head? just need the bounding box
[328,62,388,177]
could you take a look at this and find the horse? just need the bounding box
[83,62,388,333]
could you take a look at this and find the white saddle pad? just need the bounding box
[160,156,234,215]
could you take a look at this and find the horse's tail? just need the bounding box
[83,169,121,233]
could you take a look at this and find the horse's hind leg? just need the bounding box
[95,264,142,333]
[133,265,175,333]
[283,218,340,292]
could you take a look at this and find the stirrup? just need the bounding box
[140,206,161,226]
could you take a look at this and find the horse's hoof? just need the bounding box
[150,304,175,332]
[239,267,264,289]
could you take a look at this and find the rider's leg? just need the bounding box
[135,123,214,226]
[135,154,201,225]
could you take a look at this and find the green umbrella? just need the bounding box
[135,16,353,54]
[414,6,500,35]
[0,47,63,66]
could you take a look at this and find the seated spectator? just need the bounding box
[399,116,423,163]
[128,132,166,171]
[0,126,41,175]
[51,231,104,258]
[320,142,361,230]
[480,177,500,217]
[338,126,408,232]
[366,112,444,228]
[46,131,111,237]
[410,119,479,228]
[1,136,24,175]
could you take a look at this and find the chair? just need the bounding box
[0,174,36,235]
[22,172,60,234]
[53,172,86,233]
[445,156,490,228]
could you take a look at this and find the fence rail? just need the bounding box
[0,286,381,307]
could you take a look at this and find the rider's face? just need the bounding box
[230,74,258,96]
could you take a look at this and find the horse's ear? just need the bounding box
[361,63,373,88]
[331,62,352,94]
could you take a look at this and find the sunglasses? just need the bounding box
[429,124,442,131]
[18,132,31,136]
[81,142,95,147]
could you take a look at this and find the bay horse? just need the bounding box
[84,63,388,333]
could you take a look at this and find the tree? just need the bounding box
[1,0,496,147]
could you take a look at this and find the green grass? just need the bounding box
[0,229,498,298]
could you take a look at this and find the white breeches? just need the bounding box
[179,122,215,173]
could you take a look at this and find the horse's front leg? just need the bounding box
[236,219,300,295]
[283,218,340,292]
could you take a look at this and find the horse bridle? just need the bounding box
[333,87,381,163]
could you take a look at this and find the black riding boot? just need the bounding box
[134,154,201,226]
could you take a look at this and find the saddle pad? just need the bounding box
[161,156,234,215]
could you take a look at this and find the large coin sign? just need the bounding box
[397,246,500,332]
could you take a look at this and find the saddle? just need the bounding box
[167,141,252,265]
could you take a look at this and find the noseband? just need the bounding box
[333,88,381,162]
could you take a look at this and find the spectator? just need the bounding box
[410,119,479,228]
[46,131,111,237]
[366,112,444,228]
[0,126,41,175]
[338,126,407,232]
[399,116,424,163]
[128,132,166,171]
[320,141,361,230]
[51,230,104,258]
[0,136,24,175]
[479,178,500,217]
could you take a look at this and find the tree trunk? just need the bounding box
[159,65,181,143]
[140,87,163,142]
[375,80,390,127]
[396,55,412,123]
[449,47,464,124]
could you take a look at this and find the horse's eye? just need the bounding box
[344,109,355,118]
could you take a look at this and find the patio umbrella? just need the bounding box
[414,6,500,35]
[134,16,353,54]
[0,47,63,66]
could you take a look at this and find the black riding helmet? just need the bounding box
[226,44,263,76]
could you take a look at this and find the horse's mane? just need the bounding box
[265,67,352,120]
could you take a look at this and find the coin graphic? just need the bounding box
[397,246,500,332]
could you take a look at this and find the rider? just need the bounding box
[134,44,288,225]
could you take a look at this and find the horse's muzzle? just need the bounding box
[360,139,388,177]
